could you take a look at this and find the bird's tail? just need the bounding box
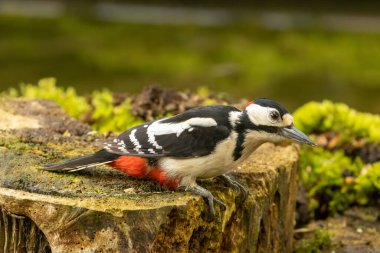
[42,150,120,172]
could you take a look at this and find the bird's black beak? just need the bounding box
[280,125,316,146]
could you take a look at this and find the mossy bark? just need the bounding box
[0,98,299,253]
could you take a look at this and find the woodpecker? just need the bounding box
[43,98,314,216]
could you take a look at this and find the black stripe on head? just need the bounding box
[232,112,279,161]
[233,112,251,161]
[254,98,289,117]
[239,112,279,132]
[233,131,246,161]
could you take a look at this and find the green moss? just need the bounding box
[300,147,363,215]
[294,100,380,143]
[91,89,144,133]
[2,78,143,133]
[355,162,380,205]
[0,133,35,152]
[5,78,90,119]
[295,101,380,216]
[295,229,332,253]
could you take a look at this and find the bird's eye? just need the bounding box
[269,110,280,122]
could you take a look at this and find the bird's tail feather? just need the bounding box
[42,150,119,172]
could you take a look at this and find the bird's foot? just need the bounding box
[180,184,226,219]
[219,174,248,203]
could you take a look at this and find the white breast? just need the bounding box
[236,131,269,162]
[158,132,238,179]
[158,130,274,184]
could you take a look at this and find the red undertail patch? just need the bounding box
[109,156,179,189]
[147,168,179,190]
[109,156,147,178]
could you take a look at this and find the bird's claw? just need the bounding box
[213,197,227,211]
[220,174,248,203]
[182,184,226,218]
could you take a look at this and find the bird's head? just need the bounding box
[242,98,315,146]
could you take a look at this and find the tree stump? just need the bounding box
[0,98,299,253]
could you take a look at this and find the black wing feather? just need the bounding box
[154,125,230,157]
[42,150,119,171]
[103,105,239,158]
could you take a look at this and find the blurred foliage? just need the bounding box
[90,89,144,132]
[0,15,379,112]
[355,162,380,205]
[294,100,380,143]
[295,229,332,253]
[6,78,90,119]
[300,147,362,215]
[295,101,380,216]
[2,78,143,133]
[3,80,380,217]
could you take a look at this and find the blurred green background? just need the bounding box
[1,0,380,112]
[2,3,380,249]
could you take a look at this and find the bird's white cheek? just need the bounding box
[246,105,269,125]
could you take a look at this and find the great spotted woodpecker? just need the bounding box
[43,98,314,216]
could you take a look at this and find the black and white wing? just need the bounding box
[103,105,239,158]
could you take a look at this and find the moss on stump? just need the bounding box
[0,98,299,253]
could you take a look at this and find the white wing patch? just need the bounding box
[184,117,217,128]
[148,117,217,136]
[129,129,143,153]
[104,117,218,156]
[146,117,217,149]
[147,122,163,150]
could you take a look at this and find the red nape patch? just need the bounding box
[109,156,147,178]
[245,101,254,108]
[147,168,179,190]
